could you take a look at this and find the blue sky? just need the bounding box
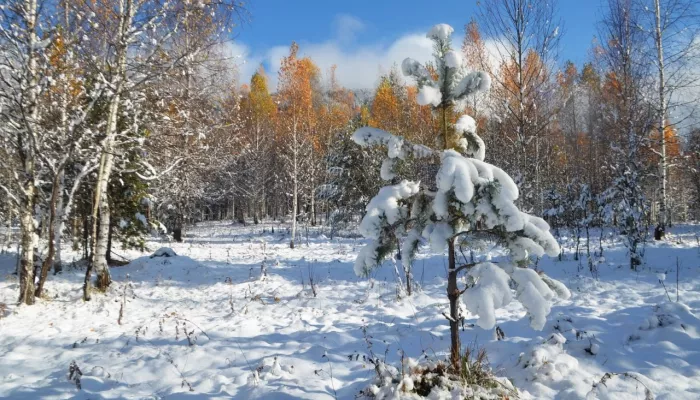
[230,1,603,90]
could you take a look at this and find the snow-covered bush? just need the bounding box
[151,247,178,258]
[516,333,579,383]
[361,352,516,400]
[351,23,570,373]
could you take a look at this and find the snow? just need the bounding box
[427,23,454,41]
[456,114,477,135]
[456,115,485,161]
[423,222,454,252]
[444,50,462,69]
[401,58,430,81]
[417,85,442,107]
[358,180,420,240]
[135,212,148,227]
[436,149,478,204]
[151,247,177,257]
[511,267,555,330]
[352,127,435,161]
[463,263,514,329]
[0,222,700,399]
[380,158,396,180]
[453,71,491,99]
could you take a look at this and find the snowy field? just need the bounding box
[1,222,700,399]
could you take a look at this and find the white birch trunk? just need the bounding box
[654,0,668,232]
[53,172,65,273]
[84,0,133,299]
[290,120,298,248]
[18,199,36,305]
[18,0,40,305]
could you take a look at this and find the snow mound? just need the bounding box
[125,252,202,278]
[151,247,177,258]
[517,334,579,383]
[361,358,516,400]
[627,302,700,349]
[639,302,696,332]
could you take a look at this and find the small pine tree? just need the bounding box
[601,163,649,270]
[322,115,383,238]
[351,24,569,372]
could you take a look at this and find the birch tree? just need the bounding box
[33,4,106,296]
[599,0,655,269]
[477,0,562,212]
[638,0,700,235]
[81,0,243,300]
[0,0,49,304]
[277,43,318,248]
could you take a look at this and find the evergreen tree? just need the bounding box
[351,24,569,372]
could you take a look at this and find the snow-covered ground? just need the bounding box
[1,222,699,399]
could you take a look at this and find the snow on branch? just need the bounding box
[351,22,566,333]
[358,180,420,240]
[464,262,570,330]
[352,127,435,161]
[427,24,454,41]
[352,127,436,181]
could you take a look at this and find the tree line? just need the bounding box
[1,0,699,305]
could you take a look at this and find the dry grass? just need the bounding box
[411,345,516,399]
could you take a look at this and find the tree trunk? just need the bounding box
[290,125,298,249]
[53,172,65,274]
[83,0,132,301]
[35,170,62,297]
[654,0,668,238]
[18,204,36,305]
[83,214,89,261]
[94,195,112,289]
[447,236,460,373]
[106,219,113,264]
[173,225,183,242]
[310,182,315,226]
[16,0,40,306]
[85,144,115,300]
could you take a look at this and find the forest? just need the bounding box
[1,0,700,398]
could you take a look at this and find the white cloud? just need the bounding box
[229,17,506,93]
[220,41,264,88]
[232,17,435,91]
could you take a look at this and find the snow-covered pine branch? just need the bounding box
[350,24,569,371]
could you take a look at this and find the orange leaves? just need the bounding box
[246,66,277,122]
[650,121,681,158]
[602,71,622,102]
[500,50,548,99]
[557,61,578,95]
[278,42,320,134]
[369,77,401,132]
[665,126,681,158]
[462,19,488,72]
[48,32,67,71]
[640,122,681,168]
[45,30,83,101]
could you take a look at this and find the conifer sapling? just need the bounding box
[351,23,570,372]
